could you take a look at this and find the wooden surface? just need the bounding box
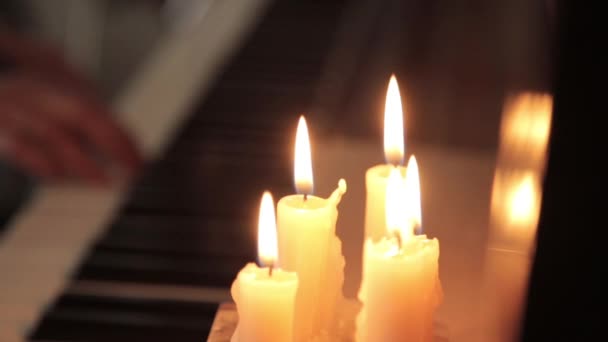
[207,303,238,342]
[207,301,450,342]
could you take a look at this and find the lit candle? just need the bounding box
[277,116,348,341]
[365,75,408,241]
[231,192,299,342]
[357,156,442,342]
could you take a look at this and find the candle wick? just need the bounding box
[395,231,403,251]
[269,263,274,277]
[303,194,308,201]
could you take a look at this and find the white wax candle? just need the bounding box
[358,157,442,342]
[277,180,347,341]
[277,116,348,341]
[365,164,406,240]
[231,263,298,342]
[365,75,407,241]
[357,237,441,342]
[231,192,299,342]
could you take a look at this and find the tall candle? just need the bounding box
[357,156,442,342]
[231,192,299,342]
[277,116,347,341]
[365,75,407,241]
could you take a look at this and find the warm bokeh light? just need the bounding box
[489,92,551,249]
[490,170,542,246]
[385,167,409,240]
[294,115,314,195]
[507,173,538,226]
[383,75,405,166]
[405,155,422,232]
[500,93,553,170]
[258,191,278,267]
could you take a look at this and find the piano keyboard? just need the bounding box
[30,294,219,341]
[0,0,272,340]
[1,1,359,341]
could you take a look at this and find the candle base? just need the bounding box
[208,301,449,342]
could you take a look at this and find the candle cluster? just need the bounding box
[230,75,442,342]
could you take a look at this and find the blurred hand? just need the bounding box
[0,30,96,95]
[0,30,142,183]
[0,72,142,183]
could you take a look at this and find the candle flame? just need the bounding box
[508,174,537,225]
[294,115,314,195]
[385,167,409,240]
[258,191,278,267]
[384,75,405,165]
[405,155,422,233]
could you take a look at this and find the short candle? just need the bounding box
[357,156,442,342]
[231,192,299,342]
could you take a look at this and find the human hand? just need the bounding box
[0,72,142,183]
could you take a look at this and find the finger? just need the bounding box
[0,102,63,179]
[46,126,109,183]
[0,33,96,95]
[1,77,143,174]
[0,131,58,180]
[78,112,144,174]
[6,101,108,183]
[33,84,143,173]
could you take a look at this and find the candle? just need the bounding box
[357,156,442,342]
[365,75,408,241]
[277,116,348,341]
[231,192,299,342]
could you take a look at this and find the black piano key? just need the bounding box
[76,248,251,287]
[122,187,290,218]
[97,230,252,257]
[98,216,256,258]
[176,122,292,146]
[121,153,292,216]
[135,159,292,189]
[29,295,218,342]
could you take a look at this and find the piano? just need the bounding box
[1,0,576,341]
